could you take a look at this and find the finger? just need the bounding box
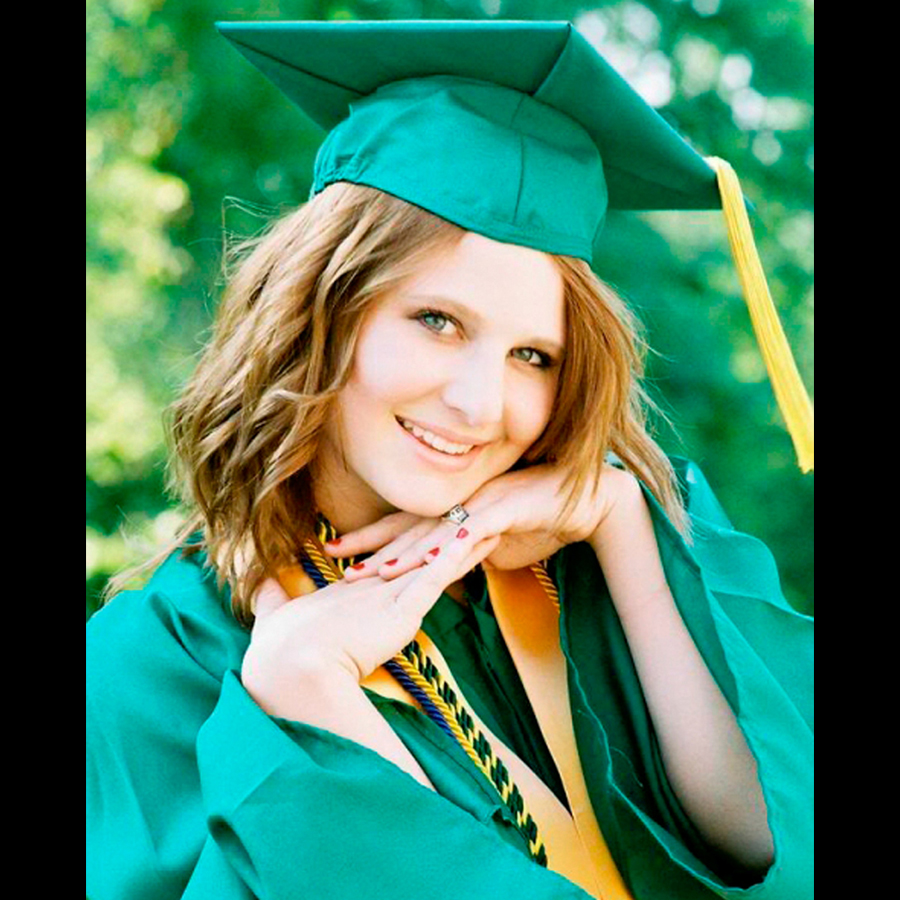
[393,527,494,622]
[377,499,513,580]
[374,519,455,581]
[342,517,437,581]
[253,577,291,619]
[322,511,420,557]
[432,533,502,585]
[362,533,501,646]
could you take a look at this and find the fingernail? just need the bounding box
[351,562,366,570]
[385,558,398,566]
[427,547,440,558]
[326,537,341,546]
[456,528,469,539]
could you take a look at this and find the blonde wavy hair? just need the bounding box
[107,182,688,624]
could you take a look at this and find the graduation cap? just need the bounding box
[217,19,813,472]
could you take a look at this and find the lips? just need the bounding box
[396,417,481,455]
[395,416,487,469]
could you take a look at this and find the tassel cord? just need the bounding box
[706,156,814,473]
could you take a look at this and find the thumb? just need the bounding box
[253,577,291,620]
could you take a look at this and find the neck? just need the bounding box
[310,453,399,539]
[308,447,469,605]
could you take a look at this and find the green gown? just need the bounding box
[86,459,813,899]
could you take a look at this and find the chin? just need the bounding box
[393,496,459,519]
[375,482,467,520]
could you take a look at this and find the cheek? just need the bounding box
[351,324,442,404]
[505,380,557,447]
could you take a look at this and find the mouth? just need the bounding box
[395,416,487,462]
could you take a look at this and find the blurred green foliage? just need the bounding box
[86,0,813,617]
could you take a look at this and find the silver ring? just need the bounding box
[441,504,470,525]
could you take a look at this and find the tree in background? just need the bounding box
[86,0,813,617]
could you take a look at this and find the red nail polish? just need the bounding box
[351,562,366,570]
[428,547,440,557]
[326,537,341,545]
[456,528,469,539]
[385,558,398,566]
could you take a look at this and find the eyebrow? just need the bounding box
[406,293,566,358]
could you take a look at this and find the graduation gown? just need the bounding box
[86,458,813,899]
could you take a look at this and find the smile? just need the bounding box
[397,417,475,455]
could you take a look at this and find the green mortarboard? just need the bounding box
[216,19,720,260]
[217,19,813,471]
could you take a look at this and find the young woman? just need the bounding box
[86,20,813,900]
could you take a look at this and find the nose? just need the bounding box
[441,344,505,428]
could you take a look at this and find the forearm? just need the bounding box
[242,663,437,792]
[588,481,774,871]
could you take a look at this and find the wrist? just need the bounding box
[587,475,673,622]
[242,648,361,719]
[587,468,645,550]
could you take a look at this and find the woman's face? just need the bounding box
[315,232,565,531]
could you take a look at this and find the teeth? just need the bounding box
[399,418,474,455]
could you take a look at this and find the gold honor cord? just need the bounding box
[302,519,549,865]
[484,563,635,900]
[707,156,814,473]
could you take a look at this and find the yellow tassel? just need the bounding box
[706,157,814,473]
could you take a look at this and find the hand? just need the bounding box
[329,463,641,579]
[241,527,501,704]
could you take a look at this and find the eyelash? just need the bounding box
[414,309,556,370]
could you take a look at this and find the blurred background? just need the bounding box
[86,0,813,618]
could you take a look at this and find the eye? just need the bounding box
[414,308,556,370]
[511,347,555,369]
[415,309,459,336]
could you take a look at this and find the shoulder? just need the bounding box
[87,545,250,692]
[668,456,735,530]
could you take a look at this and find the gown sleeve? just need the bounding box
[552,457,813,900]
[86,550,595,900]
